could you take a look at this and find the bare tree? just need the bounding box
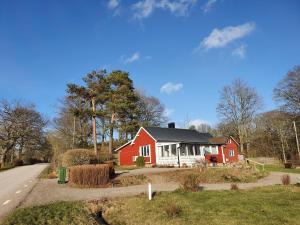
[135,91,167,127]
[274,65,300,114]
[0,100,47,167]
[217,79,262,155]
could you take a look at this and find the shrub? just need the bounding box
[231,183,239,190]
[104,161,115,178]
[284,162,293,168]
[62,149,97,168]
[281,174,290,185]
[24,158,42,165]
[181,174,199,192]
[135,156,145,167]
[12,159,24,167]
[165,202,182,218]
[68,164,110,187]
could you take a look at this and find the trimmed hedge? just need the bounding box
[68,164,110,187]
[62,149,97,168]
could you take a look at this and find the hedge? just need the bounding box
[62,149,97,168]
[68,164,110,187]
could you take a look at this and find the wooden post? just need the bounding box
[91,97,97,156]
[148,183,152,200]
[293,121,300,160]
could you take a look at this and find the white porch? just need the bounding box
[155,142,219,167]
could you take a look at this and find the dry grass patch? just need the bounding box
[151,167,267,184]
[113,174,149,187]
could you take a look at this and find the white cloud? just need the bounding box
[188,119,210,127]
[160,82,183,94]
[108,0,120,9]
[196,22,255,51]
[132,0,197,20]
[121,52,140,64]
[232,44,247,59]
[202,0,217,13]
[163,108,174,117]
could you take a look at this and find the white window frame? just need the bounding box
[211,146,218,155]
[140,145,150,157]
[229,149,235,157]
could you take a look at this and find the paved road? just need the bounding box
[0,163,48,221]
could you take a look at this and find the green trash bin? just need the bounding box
[58,167,66,184]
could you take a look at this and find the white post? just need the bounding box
[148,183,152,200]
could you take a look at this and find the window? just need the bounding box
[211,146,218,154]
[140,145,150,157]
[171,144,177,156]
[187,145,194,156]
[204,146,211,154]
[195,145,201,155]
[164,145,170,157]
[180,145,187,156]
[229,149,235,157]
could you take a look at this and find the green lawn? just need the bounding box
[264,164,300,174]
[104,186,300,225]
[2,201,102,225]
[3,186,300,225]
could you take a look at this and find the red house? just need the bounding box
[116,124,239,167]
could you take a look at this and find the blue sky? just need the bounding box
[0,0,300,127]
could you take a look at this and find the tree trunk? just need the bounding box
[18,148,22,160]
[101,117,106,148]
[0,152,6,168]
[72,116,76,149]
[109,126,113,155]
[91,98,98,156]
[279,131,287,163]
[108,113,116,155]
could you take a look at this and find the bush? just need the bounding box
[24,158,42,165]
[12,159,24,167]
[181,174,199,192]
[231,183,239,190]
[68,164,110,187]
[165,202,182,218]
[135,156,145,167]
[284,162,293,168]
[62,149,97,168]
[104,161,115,178]
[281,174,290,185]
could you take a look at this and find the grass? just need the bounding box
[114,165,138,171]
[2,201,102,225]
[102,185,300,225]
[112,167,268,187]
[150,167,268,184]
[264,164,300,174]
[38,165,58,179]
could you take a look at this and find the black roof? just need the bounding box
[144,127,213,143]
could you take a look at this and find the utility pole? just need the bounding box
[293,121,300,160]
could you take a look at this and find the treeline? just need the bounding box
[50,70,167,159]
[213,65,300,162]
[0,100,51,167]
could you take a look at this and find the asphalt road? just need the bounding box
[0,163,48,221]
